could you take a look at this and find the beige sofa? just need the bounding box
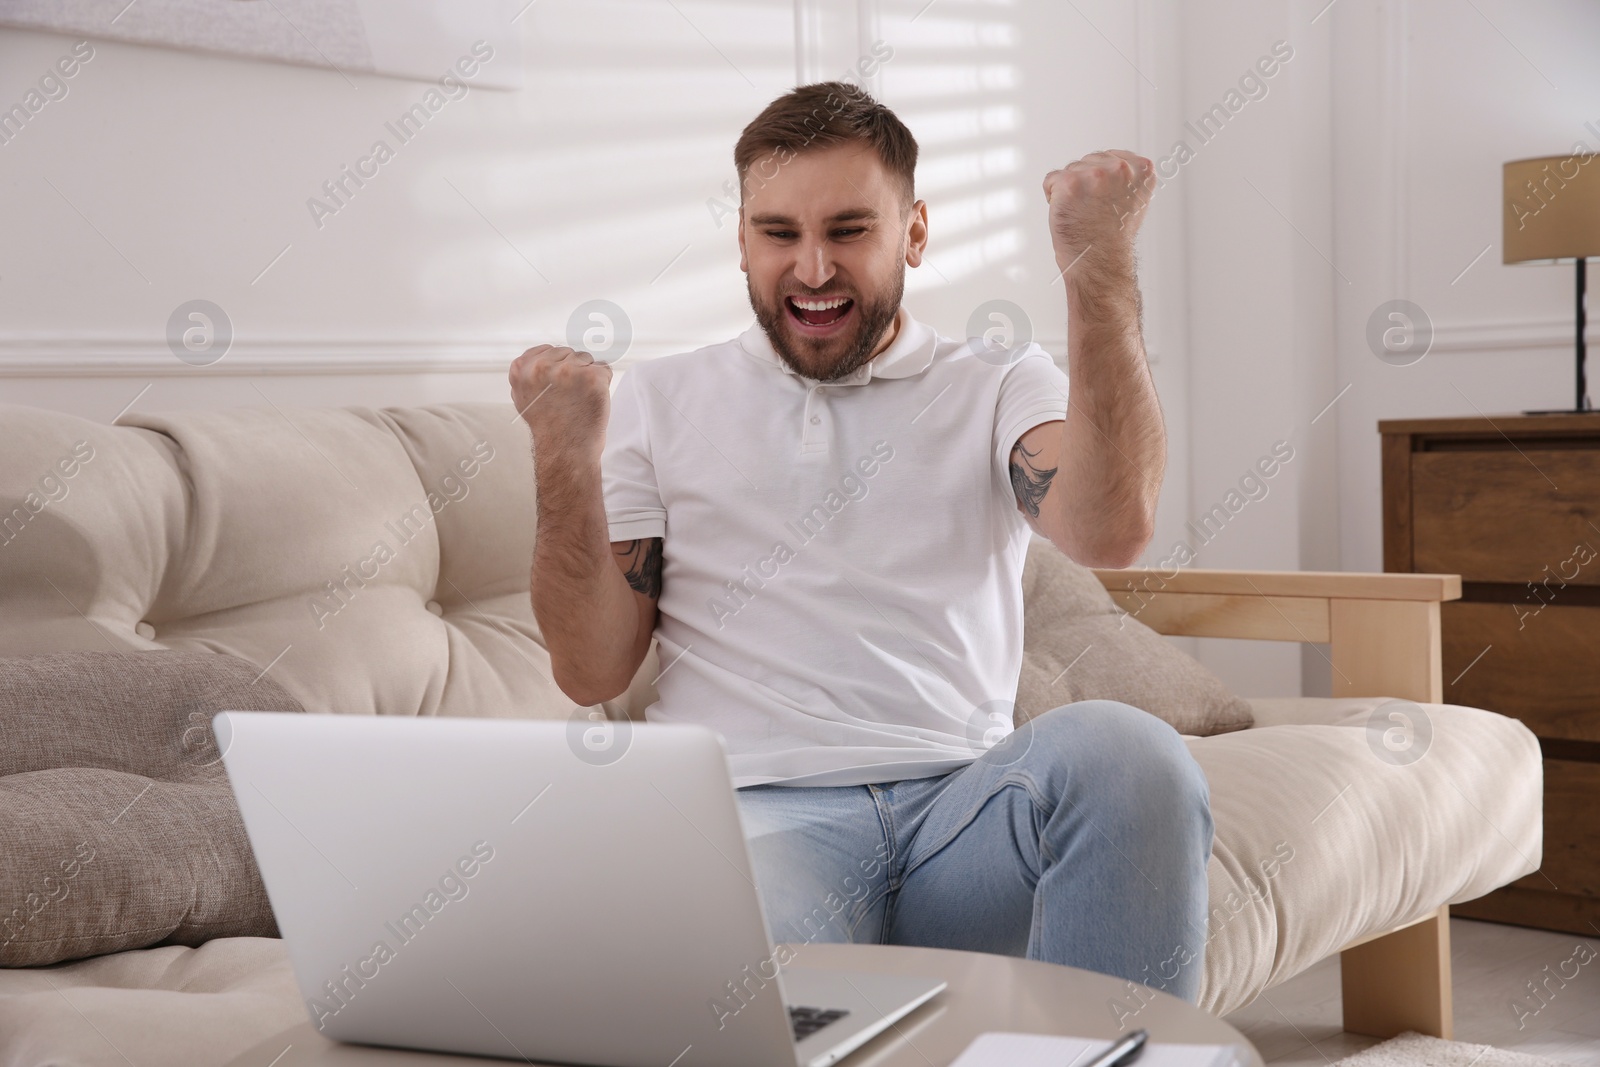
[0,400,1541,1066]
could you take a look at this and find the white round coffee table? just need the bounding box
[224,942,1263,1067]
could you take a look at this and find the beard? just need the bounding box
[747,267,904,383]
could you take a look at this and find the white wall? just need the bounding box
[1162,0,1339,697]
[5,0,1595,696]
[1331,0,1600,584]
[0,0,1166,402]
[1164,0,1598,697]
[0,0,803,413]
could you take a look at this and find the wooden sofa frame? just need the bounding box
[1092,566,1463,1040]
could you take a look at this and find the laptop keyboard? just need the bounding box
[789,1005,850,1041]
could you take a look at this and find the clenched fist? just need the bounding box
[1042,150,1155,271]
[508,344,613,458]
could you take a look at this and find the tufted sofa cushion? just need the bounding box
[0,650,303,966]
[0,402,594,723]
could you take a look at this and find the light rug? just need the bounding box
[1329,1030,1575,1067]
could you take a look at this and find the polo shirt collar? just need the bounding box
[736,306,937,385]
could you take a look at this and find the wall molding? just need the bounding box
[0,337,702,377]
[0,321,1577,376]
[0,333,1087,376]
[1429,318,1597,354]
[793,0,822,85]
[1385,0,1412,302]
[855,0,881,98]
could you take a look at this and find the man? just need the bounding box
[508,82,1213,1004]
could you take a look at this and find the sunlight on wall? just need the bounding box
[878,0,1026,303]
[412,0,801,352]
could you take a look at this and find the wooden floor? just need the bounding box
[1222,918,1600,1065]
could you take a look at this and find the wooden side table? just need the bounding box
[223,943,1263,1067]
[1380,414,1600,936]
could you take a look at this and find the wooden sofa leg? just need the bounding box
[1339,905,1453,1039]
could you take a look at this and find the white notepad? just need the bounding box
[950,1031,1244,1067]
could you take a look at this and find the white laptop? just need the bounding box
[215,712,946,1067]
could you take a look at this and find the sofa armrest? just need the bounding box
[1091,568,1463,703]
[1091,568,1460,602]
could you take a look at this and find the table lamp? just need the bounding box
[1503,154,1600,414]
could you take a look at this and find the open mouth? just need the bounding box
[785,295,855,336]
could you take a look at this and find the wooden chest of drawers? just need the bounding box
[1381,414,1600,936]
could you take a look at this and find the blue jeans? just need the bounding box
[734,700,1215,1005]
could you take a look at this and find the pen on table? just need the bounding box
[1082,1029,1148,1067]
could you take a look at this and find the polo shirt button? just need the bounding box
[809,416,820,425]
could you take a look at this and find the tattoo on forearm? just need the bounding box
[1009,441,1058,519]
[615,538,663,598]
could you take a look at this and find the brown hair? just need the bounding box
[733,81,917,211]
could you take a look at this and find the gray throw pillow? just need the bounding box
[1017,542,1254,736]
[0,650,302,967]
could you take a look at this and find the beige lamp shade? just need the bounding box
[1504,154,1600,263]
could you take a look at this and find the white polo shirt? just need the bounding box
[600,306,1070,788]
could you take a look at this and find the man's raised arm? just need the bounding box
[509,345,658,706]
[1010,150,1165,569]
